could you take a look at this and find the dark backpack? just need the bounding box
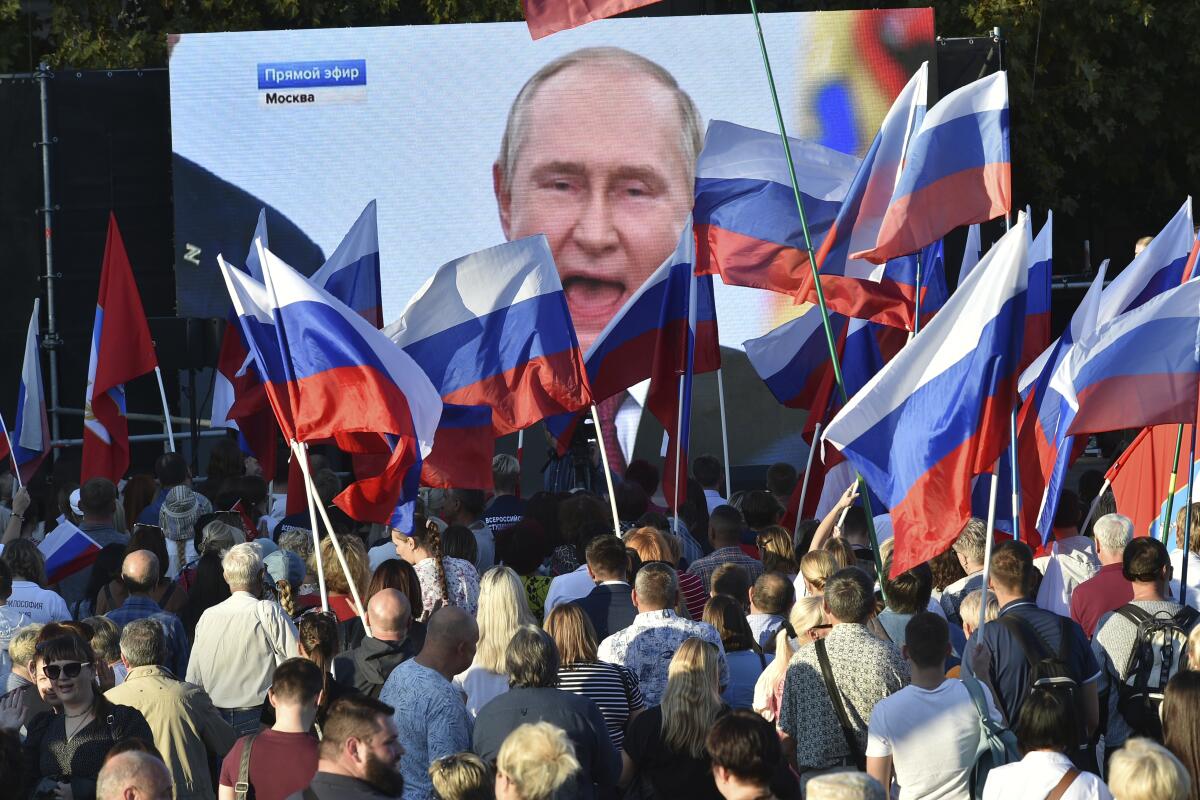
[1114,604,1198,740]
[999,615,1087,749]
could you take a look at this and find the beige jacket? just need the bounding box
[106,664,238,800]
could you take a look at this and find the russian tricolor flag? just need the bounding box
[548,221,718,501]
[1023,213,1054,373]
[1019,198,1193,539]
[219,244,442,524]
[1052,277,1200,438]
[825,214,1030,575]
[40,520,102,584]
[81,214,160,483]
[420,404,495,490]
[387,236,592,439]
[801,63,928,330]
[211,211,278,479]
[856,71,1011,265]
[310,200,383,329]
[694,120,860,296]
[11,300,50,484]
[744,307,846,415]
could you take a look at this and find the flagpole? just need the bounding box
[152,366,176,452]
[747,0,886,582]
[1162,425,1185,541]
[1008,417,1021,541]
[515,428,524,499]
[1080,478,1110,535]
[589,405,621,534]
[1180,423,1197,602]
[292,442,329,612]
[716,368,732,499]
[794,422,822,541]
[292,439,371,637]
[0,415,21,490]
[672,377,685,531]
[975,463,1001,657]
[912,253,923,336]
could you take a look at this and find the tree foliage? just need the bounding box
[3,0,1195,266]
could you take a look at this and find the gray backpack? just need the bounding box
[963,676,1020,800]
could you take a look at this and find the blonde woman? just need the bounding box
[753,595,827,722]
[756,525,800,579]
[947,588,1000,677]
[429,753,492,800]
[797,549,838,599]
[620,638,726,798]
[455,565,535,716]
[1108,737,1192,800]
[495,722,582,800]
[299,534,371,625]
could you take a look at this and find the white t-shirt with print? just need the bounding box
[7,580,70,624]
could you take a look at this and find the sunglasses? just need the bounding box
[42,662,86,680]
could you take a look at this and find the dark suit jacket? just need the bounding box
[573,582,636,641]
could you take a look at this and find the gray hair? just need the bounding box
[952,518,988,565]
[506,624,560,689]
[634,561,679,609]
[1094,513,1134,554]
[222,542,263,589]
[496,46,704,195]
[96,751,172,800]
[958,589,999,629]
[492,453,520,493]
[120,618,166,668]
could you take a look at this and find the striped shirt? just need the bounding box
[556,661,646,749]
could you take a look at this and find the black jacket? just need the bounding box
[573,582,636,640]
[333,634,420,697]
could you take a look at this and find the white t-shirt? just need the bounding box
[866,679,1000,800]
[7,580,70,624]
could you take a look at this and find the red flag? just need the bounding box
[1108,423,1191,539]
[81,214,159,482]
[522,0,661,39]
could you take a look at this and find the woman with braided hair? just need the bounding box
[392,516,480,620]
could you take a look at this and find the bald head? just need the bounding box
[366,589,411,642]
[97,751,172,800]
[122,550,160,595]
[419,606,479,679]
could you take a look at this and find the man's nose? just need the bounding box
[572,189,620,255]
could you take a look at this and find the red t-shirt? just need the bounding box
[219,729,319,800]
[1070,562,1134,637]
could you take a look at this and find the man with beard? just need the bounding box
[301,695,406,800]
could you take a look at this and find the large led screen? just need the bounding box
[169,10,934,469]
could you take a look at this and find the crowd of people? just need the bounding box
[0,440,1199,800]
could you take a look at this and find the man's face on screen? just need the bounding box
[496,64,694,351]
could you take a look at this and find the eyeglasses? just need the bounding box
[42,662,86,680]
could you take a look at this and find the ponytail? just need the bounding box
[426,521,452,610]
[174,539,187,579]
[276,579,296,617]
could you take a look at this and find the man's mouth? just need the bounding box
[562,275,627,319]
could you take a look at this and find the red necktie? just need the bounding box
[595,392,628,477]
